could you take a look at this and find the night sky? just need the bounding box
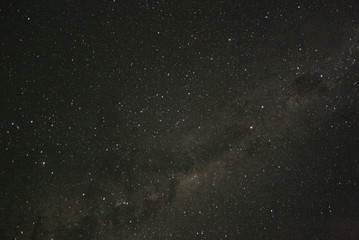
[1,1,359,239]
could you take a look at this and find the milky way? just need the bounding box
[1,1,358,239]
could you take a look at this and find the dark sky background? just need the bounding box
[1,0,359,239]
